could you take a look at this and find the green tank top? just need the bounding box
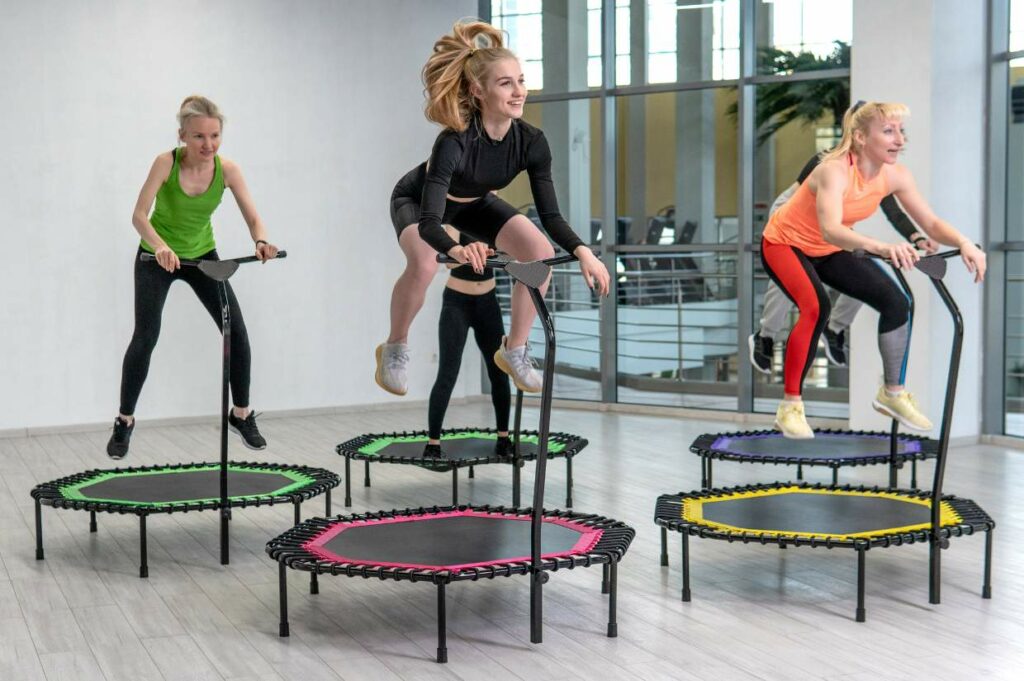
[141,147,224,258]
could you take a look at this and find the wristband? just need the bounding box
[255,239,268,248]
[911,235,926,244]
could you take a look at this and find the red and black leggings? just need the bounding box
[760,238,911,396]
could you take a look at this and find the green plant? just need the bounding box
[728,41,850,146]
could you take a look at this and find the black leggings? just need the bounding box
[428,287,510,439]
[118,248,251,415]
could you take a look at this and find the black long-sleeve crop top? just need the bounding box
[418,117,585,255]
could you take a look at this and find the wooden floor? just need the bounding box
[2,401,1022,680]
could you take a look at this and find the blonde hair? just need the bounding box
[422,20,518,131]
[177,95,224,131]
[822,101,909,162]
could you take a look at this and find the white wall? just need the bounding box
[0,0,478,432]
[850,0,986,438]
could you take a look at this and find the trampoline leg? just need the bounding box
[831,467,838,486]
[325,488,332,516]
[512,461,521,507]
[706,458,714,489]
[660,527,669,567]
[566,457,573,508]
[797,463,804,481]
[220,508,230,566]
[700,455,707,489]
[929,539,942,605]
[344,458,352,507]
[912,459,918,489]
[363,460,371,488]
[681,533,691,602]
[310,571,319,595]
[139,515,149,579]
[452,469,459,506]
[983,528,993,599]
[278,562,290,637]
[530,570,546,644]
[607,559,618,638]
[89,511,97,533]
[601,563,610,594]
[34,498,44,561]
[856,548,866,622]
[469,465,474,479]
[293,501,301,526]
[436,583,448,663]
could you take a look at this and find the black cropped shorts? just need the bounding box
[389,162,520,248]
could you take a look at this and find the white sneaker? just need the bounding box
[375,342,410,396]
[494,337,543,393]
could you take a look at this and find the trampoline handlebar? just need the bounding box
[852,246,970,262]
[435,250,591,269]
[140,251,288,266]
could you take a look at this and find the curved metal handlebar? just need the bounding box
[139,251,288,266]
[852,246,974,280]
[434,252,579,269]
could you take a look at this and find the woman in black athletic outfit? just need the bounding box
[376,20,609,398]
[424,230,512,458]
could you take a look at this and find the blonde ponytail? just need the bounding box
[822,101,909,162]
[177,95,225,131]
[422,20,517,131]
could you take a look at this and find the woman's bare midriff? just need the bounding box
[445,277,496,295]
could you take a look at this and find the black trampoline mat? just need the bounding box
[371,439,545,461]
[74,469,303,504]
[308,513,598,569]
[713,433,921,459]
[700,492,933,536]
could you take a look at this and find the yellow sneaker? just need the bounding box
[774,401,814,439]
[872,387,933,431]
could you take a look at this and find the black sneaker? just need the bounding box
[422,443,443,458]
[822,327,848,367]
[228,411,267,450]
[495,436,514,459]
[106,417,134,460]
[748,332,774,375]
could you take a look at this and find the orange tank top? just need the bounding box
[762,154,890,256]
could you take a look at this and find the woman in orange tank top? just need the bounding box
[761,101,986,439]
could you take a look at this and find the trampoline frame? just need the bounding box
[267,504,634,662]
[691,428,938,489]
[336,421,588,508]
[657,249,997,621]
[31,461,338,578]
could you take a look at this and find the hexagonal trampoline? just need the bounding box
[32,461,339,577]
[654,482,993,621]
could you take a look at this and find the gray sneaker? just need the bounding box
[375,342,410,395]
[494,336,543,393]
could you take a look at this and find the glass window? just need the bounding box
[756,0,851,76]
[616,0,739,86]
[614,90,739,409]
[1008,253,1024,437]
[494,99,604,401]
[493,0,600,94]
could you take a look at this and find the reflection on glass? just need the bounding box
[1009,59,1024,243]
[755,0,851,76]
[494,100,604,401]
[1012,0,1024,52]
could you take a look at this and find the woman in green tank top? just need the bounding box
[107,95,279,460]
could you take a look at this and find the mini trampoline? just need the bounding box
[691,428,938,489]
[657,250,996,621]
[337,426,587,508]
[31,252,338,576]
[271,252,635,662]
[32,461,338,577]
[268,505,633,662]
[654,482,993,620]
